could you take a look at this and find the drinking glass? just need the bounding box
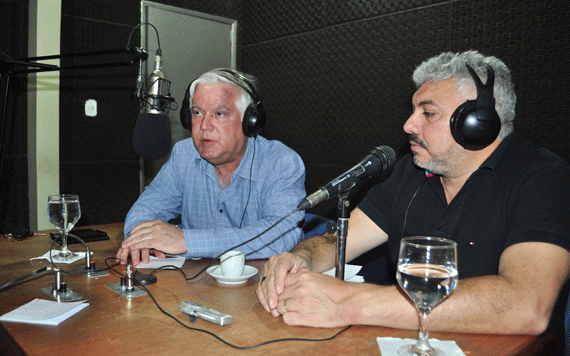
[396,236,458,356]
[47,194,81,262]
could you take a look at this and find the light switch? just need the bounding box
[85,99,97,117]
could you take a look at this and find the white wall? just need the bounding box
[27,0,62,230]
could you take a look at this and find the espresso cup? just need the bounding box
[220,250,245,278]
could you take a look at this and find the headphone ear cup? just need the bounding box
[450,100,501,150]
[242,103,265,137]
[180,84,192,130]
[180,99,191,130]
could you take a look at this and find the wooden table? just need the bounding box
[0,223,558,355]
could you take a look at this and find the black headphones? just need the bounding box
[180,68,266,137]
[449,64,501,150]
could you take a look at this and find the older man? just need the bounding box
[117,69,305,265]
[256,51,570,341]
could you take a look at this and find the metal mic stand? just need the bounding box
[329,191,351,281]
[0,60,58,197]
[0,47,147,231]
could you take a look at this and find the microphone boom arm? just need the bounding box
[0,46,148,233]
[7,47,148,74]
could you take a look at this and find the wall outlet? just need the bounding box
[85,99,97,117]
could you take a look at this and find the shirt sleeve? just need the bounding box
[504,155,570,253]
[123,147,184,236]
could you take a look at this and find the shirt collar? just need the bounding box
[193,136,256,181]
[423,133,516,178]
[478,132,516,171]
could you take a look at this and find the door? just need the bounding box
[140,1,236,185]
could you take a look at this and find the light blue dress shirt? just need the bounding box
[124,136,306,259]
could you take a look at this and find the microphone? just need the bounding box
[297,145,396,210]
[133,48,174,160]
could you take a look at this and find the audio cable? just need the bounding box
[146,206,300,281]
[104,257,352,350]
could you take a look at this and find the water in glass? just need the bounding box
[396,236,458,356]
[47,194,81,260]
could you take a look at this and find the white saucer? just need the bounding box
[206,265,258,285]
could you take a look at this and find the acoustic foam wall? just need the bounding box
[58,3,142,227]
[0,0,29,233]
[2,0,569,230]
[237,0,570,217]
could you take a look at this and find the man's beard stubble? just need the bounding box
[409,134,467,175]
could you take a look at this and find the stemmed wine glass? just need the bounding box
[47,194,81,262]
[396,236,458,356]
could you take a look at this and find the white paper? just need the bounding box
[377,337,465,356]
[30,251,89,264]
[0,298,89,326]
[323,264,364,283]
[135,255,186,269]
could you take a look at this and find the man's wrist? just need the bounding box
[291,250,312,271]
[342,282,372,325]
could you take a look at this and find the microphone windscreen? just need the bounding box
[133,113,172,160]
[373,145,397,168]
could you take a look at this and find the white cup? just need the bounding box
[220,251,245,278]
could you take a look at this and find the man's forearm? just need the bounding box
[291,233,337,272]
[339,272,554,334]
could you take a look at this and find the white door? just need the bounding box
[141,1,236,184]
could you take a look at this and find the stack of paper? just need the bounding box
[323,264,364,283]
[0,298,88,326]
[135,255,186,269]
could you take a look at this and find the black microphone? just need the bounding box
[133,48,174,160]
[297,145,396,210]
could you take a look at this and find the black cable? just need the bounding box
[113,207,300,281]
[177,208,299,281]
[238,136,256,228]
[400,178,427,240]
[111,207,294,281]
[44,237,82,274]
[127,23,161,50]
[0,235,121,293]
[115,207,299,284]
[1,258,352,348]
[2,223,350,348]
[127,22,177,115]
[48,233,88,267]
[104,260,352,349]
[0,267,50,292]
[47,235,114,274]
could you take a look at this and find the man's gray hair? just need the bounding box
[412,50,516,139]
[189,69,257,122]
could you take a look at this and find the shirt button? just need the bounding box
[219,209,223,213]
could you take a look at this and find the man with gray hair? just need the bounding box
[256,51,570,342]
[117,68,306,265]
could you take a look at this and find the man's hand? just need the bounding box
[115,220,187,266]
[276,270,360,328]
[256,252,309,317]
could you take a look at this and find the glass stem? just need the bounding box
[413,311,434,355]
[61,232,69,255]
[61,203,69,255]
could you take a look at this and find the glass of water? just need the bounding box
[396,236,458,356]
[47,194,81,262]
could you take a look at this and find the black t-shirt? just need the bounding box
[358,134,570,279]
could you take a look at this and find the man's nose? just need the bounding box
[403,112,421,135]
[200,114,214,131]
